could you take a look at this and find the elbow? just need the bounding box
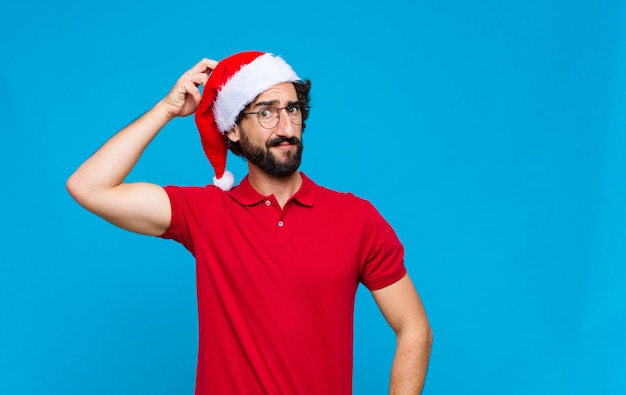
[66,173,79,199]
[66,173,82,201]
[425,325,434,350]
[414,320,433,350]
[417,324,434,361]
[398,319,433,350]
[412,320,434,352]
[66,172,91,207]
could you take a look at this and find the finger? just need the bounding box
[169,77,199,100]
[181,72,209,88]
[194,72,209,87]
[181,80,202,104]
[190,58,218,74]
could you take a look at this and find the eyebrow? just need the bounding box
[252,100,301,108]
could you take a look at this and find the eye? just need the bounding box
[287,105,300,115]
[258,108,274,120]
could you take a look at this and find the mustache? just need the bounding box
[266,136,301,148]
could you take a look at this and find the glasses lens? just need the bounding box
[257,107,279,129]
[287,105,303,125]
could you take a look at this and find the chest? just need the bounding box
[197,197,364,293]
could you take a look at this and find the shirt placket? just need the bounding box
[262,197,290,248]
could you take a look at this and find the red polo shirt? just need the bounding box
[160,173,406,395]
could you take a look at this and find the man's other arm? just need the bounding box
[372,274,433,394]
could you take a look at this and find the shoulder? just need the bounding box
[312,182,380,218]
[309,180,397,234]
[306,174,371,205]
[317,184,369,204]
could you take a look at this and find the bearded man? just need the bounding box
[67,51,432,395]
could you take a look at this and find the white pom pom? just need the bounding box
[213,169,235,191]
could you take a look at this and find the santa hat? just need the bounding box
[194,51,300,191]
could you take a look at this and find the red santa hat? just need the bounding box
[194,51,300,191]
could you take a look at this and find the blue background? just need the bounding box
[1,0,625,394]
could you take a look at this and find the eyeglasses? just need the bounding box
[241,103,307,129]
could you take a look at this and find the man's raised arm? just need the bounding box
[66,58,217,236]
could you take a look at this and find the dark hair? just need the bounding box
[227,80,311,157]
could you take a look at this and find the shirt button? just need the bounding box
[277,220,284,227]
[265,200,271,206]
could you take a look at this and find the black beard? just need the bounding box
[240,132,303,177]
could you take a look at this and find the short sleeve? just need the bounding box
[358,202,407,290]
[159,185,221,255]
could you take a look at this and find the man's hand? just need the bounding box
[160,58,218,119]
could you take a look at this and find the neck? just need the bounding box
[247,165,303,208]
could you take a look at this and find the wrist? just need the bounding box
[152,100,178,122]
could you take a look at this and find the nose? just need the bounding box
[274,108,296,137]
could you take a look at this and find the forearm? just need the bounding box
[388,327,433,395]
[67,101,172,200]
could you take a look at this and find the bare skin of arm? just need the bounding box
[372,274,433,395]
[66,58,217,236]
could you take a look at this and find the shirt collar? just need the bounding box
[228,172,316,207]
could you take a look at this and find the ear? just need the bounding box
[225,126,241,143]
